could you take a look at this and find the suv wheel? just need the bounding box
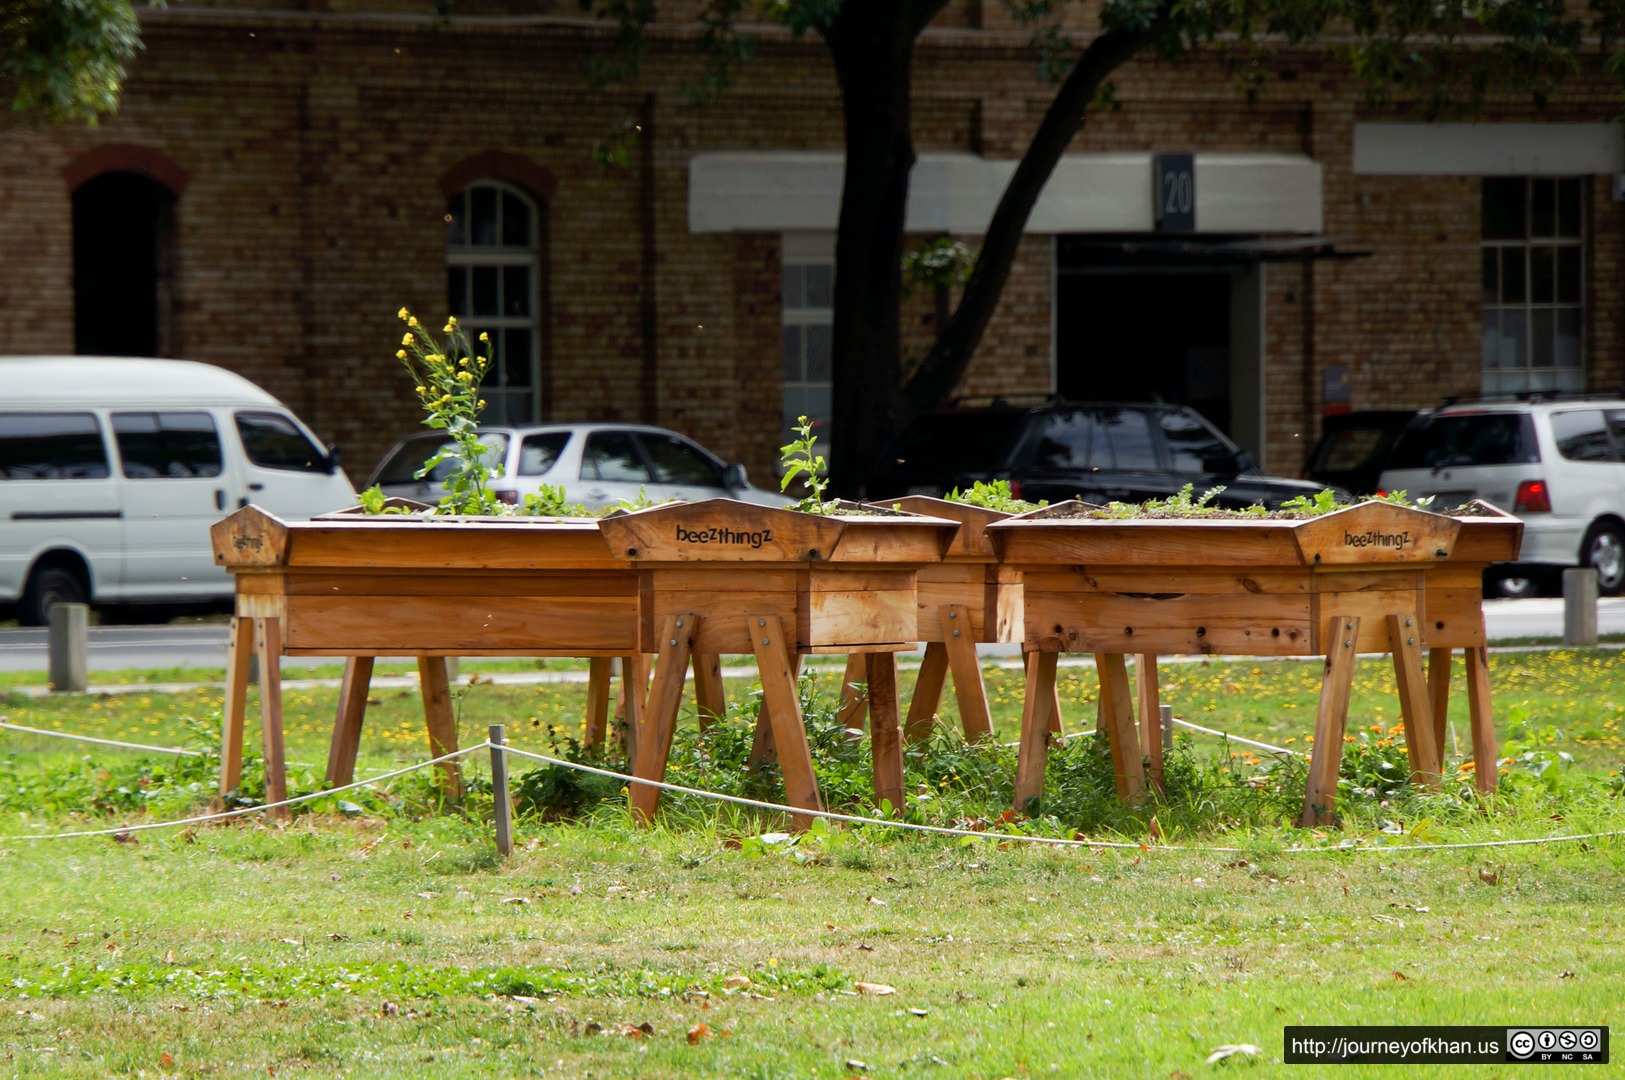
[20,566,90,627]
[1582,521,1625,596]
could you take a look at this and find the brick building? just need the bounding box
[2,1,1621,488]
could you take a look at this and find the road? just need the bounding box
[1,597,1622,677]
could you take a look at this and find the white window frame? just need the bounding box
[1481,177,1585,396]
[446,180,542,423]
[781,232,834,451]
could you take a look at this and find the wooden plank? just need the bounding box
[917,572,986,641]
[325,655,374,786]
[1136,654,1163,792]
[285,569,637,598]
[903,641,949,744]
[987,574,1023,644]
[887,496,1008,559]
[1023,590,1313,656]
[752,614,824,830]
[836,653,869,731]
[1023,566,1317,597]
[1291,501,1458,565]
[283,520,623,571]
[991,519,1306,567]
[691,651,727,730]
[1012,650,1059,813]
[866,653,905,814]
[1299,615,1361,827]
[1421,586,1488,648]
[285,595,638,654]
[584,656,612,749]
[649,588,796,654]
[1427,647,1453,760]
[1451,514,1524,563]
[1387,613,1440,787]
[616,653,650,759]
[1465,637,1499,795]
[629,614,697,825]
[210,506,290,568]
[255,617,288,820]
[809,567,917,593]
[418,655,462,800]
[600,500,847,562]
[1311,583,1424,653]
[806,587,918,649]
[941,605,993,742]
[218,615,254,798]
[1096,654,1144,804]
[748,651,802,770]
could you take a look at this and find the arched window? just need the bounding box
[445,181,541,423]
[73,171,176,356]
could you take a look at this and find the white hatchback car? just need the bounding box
[367,423,786,511]
[1377,399,1625,596]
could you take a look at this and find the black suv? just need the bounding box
[876,401,1338,509]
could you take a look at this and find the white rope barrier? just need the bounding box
[1168,718,1308,759]
[0,719,202,757]
[0,745,482,842]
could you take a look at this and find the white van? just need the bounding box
[0,357,357,624]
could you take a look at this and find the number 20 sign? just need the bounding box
[1153,153,1196,232]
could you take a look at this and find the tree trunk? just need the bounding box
[820,2,946,498]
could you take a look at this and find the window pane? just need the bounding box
[804,325,831,381]
[1557,246,1581,304]
[471,186,498,246]
[447,265,468,317]
[1482,178,1525,240]
[782,265,803,308]
[501,328,533,389]
[1558,178,1581,237]
[1482,310,1501,369]
[472,266,499,317]
[580,432,649,483]
[1032,411,1091,469]
[781,326,801,381]
[0,412,109,480]
[1530,247,1554,304]
[1481,248,1497,305]
[235,411,328,473]
[803,264,833,307]
[517,432,568,476]
[1552,410,1612,462]
[501,191,531,247]
[1499,309,1527,368]
[115,411,222,478]
[643,434,723,485]
[1556,309,1581,369]
[1159,410,1237,474]
[445,192,467,246]
[1531,178,1556,238]
[502,266,530,317]
[1099,409,1158,470]
[1499,248,1525,303]
[1530,309,1554,367]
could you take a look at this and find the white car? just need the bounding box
[367,422,786,511]
[1377,398,1625,596]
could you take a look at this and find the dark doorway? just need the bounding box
[1055,269,1232,433]
[73,172,176,356]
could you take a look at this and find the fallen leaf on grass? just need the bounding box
[112,831,137,845]
[1479,869,1500,886]
[866,896,887,906]
[1390,971,1409,981]
[1205,1044,1260,1064]
[855,982,896,996]
[857,943,874,952]
[161,1052,174,1066]
[722,975,752,988]
[617,1021,655,1038]
[687,1023,711,1045]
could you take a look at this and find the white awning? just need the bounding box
[689,151,1323,235]
[1353,123,1625,176]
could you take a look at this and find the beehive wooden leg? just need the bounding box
[1465,637,1499,795]
[584,657,612,749]
[867,653,905,814]
[417,656,462,800]
[1013,650,1059,813]
[1135,654,1164,792]
[942,605,994,742]
[748,651,802,770]
[836,653,869,732]
[218,615,254,799]
[903,641,949,744]
[255,617,288,820]
[1097,653,1144,804]
[326,655,374,787]
[615,653,650,762]
[1388,614,1440,787]
[1299,615,1360,828]
[691,651,726,731]
[629,614,698,825]
[751,615,823,831]
[1427,647,1453,761]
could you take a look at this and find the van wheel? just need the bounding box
[20,566,90,627]
[1582,521,1625,596]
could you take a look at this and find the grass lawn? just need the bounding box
[1,648,1622,1077]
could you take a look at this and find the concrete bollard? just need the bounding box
[1563,568,1599,647]
[47,603,89,693]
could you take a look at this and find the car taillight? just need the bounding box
[1513,479,1551,513]
[1374,489,1388,498]
[495,489,519,505]
[1009,479,1023,500]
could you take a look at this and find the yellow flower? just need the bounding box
[479,332,490,343]
[402,333,414,346]
[415,386,426,394]
[397,307,409,320]
[459,357,469,367]
[396,350,407,360]
[444,316,458,332]
[477,399,486,408]
[408,316,420,328]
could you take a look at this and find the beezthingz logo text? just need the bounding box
[1343,529,1410,550]
[675,524,773,550]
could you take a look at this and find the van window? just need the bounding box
[0,413,110,480]
[1388,413,1540,469]
[236,411,329,473]
[113,411,224,478]
[1095,408,1159,470]
[517,432,569,476]
[1160,410,1238,474]
[641,433,722,486]
[580,432,651,483]
[1550,409,1616,463]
